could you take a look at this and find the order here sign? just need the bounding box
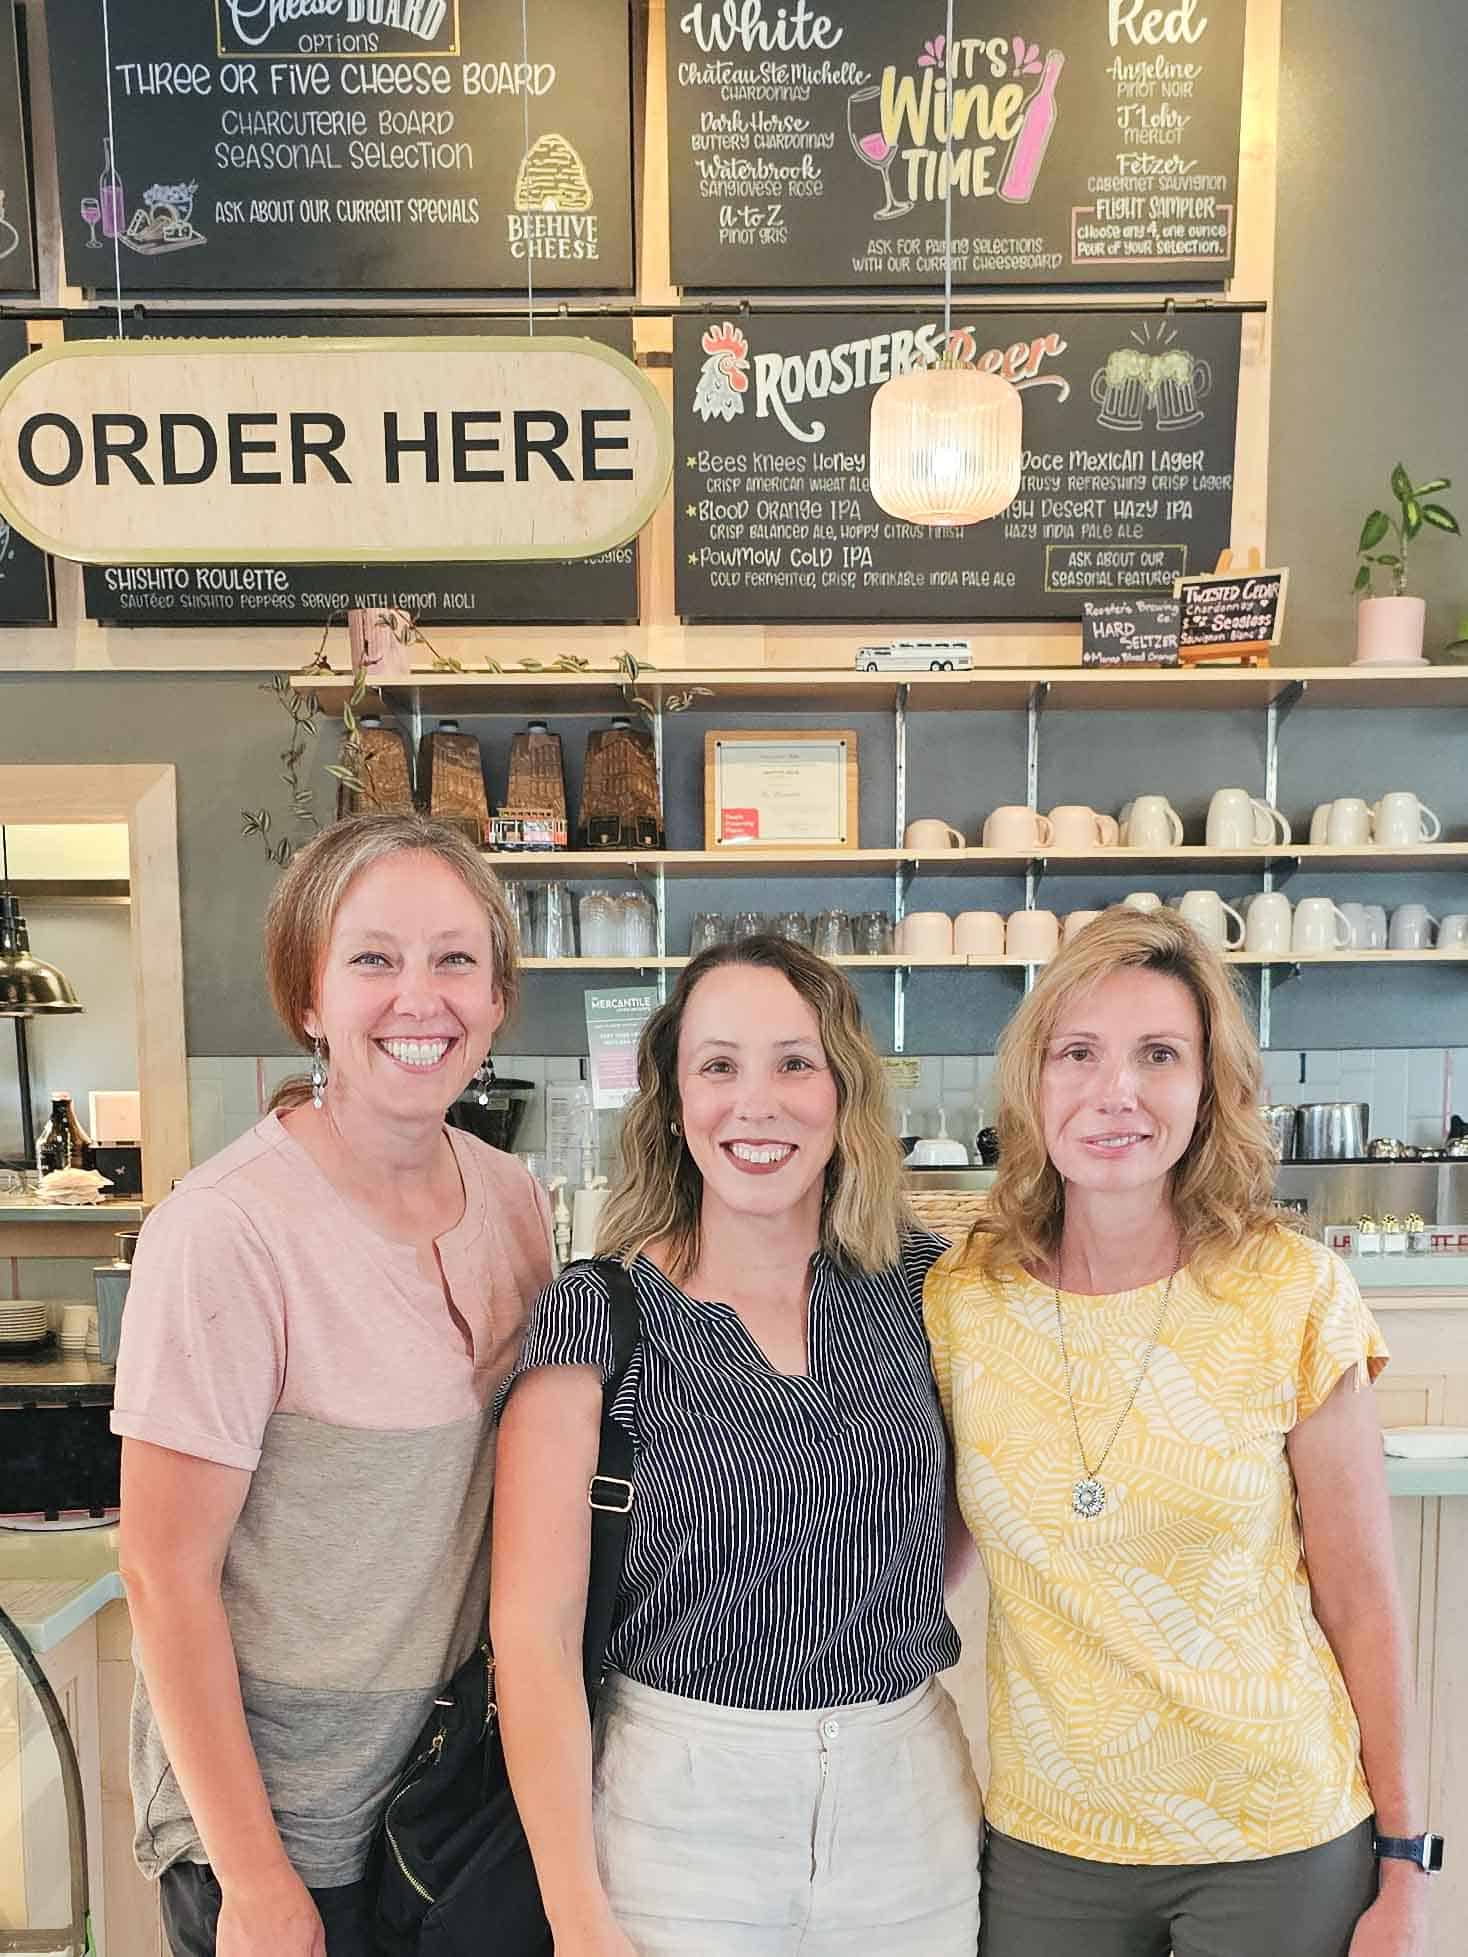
[0,335,672,566]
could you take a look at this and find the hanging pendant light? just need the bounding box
[0,831,82,1018]
[869,0,1024,527]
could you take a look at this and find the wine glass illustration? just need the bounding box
[79,195,102,248]
[847,87,912,221]
[0,190,18,260]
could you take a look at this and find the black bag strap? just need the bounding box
[580,1256,641,1702]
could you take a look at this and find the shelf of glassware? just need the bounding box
[486,845,1468,880]
[298,664,1468,718]
[521,952,1468,973]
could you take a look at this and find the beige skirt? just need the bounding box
[593,1672,983,1956]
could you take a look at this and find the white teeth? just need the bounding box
[381,1038,451,1068]
[728,1142,794,1165]
[1090,1134,1144,1148]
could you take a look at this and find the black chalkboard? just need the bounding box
[1176,566,1288,648]
[666,0,1245,288]
[0,4,36,293]
[0,321,53,625]
[1081,597,1179,665]
[675,307,1240,622]
[65,313,639,626]
[46,0,633,293]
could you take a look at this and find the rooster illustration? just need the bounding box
[693,322,750,422]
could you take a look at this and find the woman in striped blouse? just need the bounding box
[491,936,980,1955]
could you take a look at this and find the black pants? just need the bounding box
[160,1860,377,1957]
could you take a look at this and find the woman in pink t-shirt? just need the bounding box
[113,814,552,1957]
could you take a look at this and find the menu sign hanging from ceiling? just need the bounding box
[674,306,1240,622]
[0,2,37,292]
[0,323,53,625]
[62,313,642,624]
[45,0,633,291]
[666,0,1245,287]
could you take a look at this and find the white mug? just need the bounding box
[1325,797,1374,847]
[1047,804,1108,851]
[1097,814,1122,845]
[1374,791,1442,846]
[1309,802,1333,845]
[953,909,1006,956]
[1125,795,1185,849]
[896,911,954,957]
[1206,787,1292,849]
[1292,897,1352,954]
[1006,910,1061,961]
[1062,908,1103,943]
[1122,891,1164,912]
[1388,904,1439,950]
[1178,889,1246,949]
[1338,902,1372,949]
[904,818,967,851]
[1244,891,1293,955]
[983,805,1053,850]
[1359,903,1388,948]
[1437,913,1468,950]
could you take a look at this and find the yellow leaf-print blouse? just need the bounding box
[924,1226,1389,1864]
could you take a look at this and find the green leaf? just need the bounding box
[1422,503,1462,534]
[325,763,361,785]
[1353,564,1372,593]
[1404,497,1423,539]
[1391,462,1413,505]
[1416,478,1451,495]
[1374,553,1403,568]
[1359,510,1391,552]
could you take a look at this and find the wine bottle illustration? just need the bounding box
[999,51,1064,204]
[98,135,126,239]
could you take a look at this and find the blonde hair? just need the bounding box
[597,937,911,1278]
[972,906,1279,1279]
[263,813,519,1113]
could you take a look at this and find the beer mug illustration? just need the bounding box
[1152,350,1212,430]
[1090,348,1149,431]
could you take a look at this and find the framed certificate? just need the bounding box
[704,730,859,849]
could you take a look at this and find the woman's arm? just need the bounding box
[490,1366,634,1955]
[119,1439,325,1957]
[1288,1372,1429,1951]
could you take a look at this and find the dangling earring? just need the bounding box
[473,1052,496,1107]
[669,1117,681,1139]
[310,1037,328,1110]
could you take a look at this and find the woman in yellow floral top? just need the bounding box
[925,907,1432,1957]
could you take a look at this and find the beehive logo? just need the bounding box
[514,134,594,213]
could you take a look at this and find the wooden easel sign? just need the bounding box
[1174,551,1289,667]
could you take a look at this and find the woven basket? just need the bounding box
[908,1191,990,1244]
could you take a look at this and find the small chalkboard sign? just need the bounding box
[1175,557,1289,666]
[1081,599,1180,668]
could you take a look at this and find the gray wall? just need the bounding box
[1270,0,1468,660]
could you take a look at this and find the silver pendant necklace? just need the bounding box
[1054,1265,1176,1519]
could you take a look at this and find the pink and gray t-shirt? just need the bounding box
[111,1110,552,1888]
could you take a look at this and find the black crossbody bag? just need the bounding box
[373,1257,640,1956]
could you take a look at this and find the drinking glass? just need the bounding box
[856,910,893,954]
[773,911,812,947]
[533,883,576,959]
[813,910,854,957]
[689,913,725,956]
[621,891,657,958]
[578,889,618,959]
[505,881,532,953]
[731,911,769,942]
[80,196,102,248]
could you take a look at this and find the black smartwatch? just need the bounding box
[1373,1831,1445,1873]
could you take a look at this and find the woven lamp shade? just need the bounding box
[869,365,1024,526]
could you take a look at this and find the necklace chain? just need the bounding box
[1054,1266,1175,1511]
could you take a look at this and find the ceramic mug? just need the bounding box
[1359,903,1388,948]
[1206,787,1292,848]
[1325,797,1374,847]
[954,909,1006,956]
[1244,891,1293,955]
[1437,913,1468,950]
[1178,888,1246,949]
[1374,791,1442,846]
[983,805,1053,850]
[1097,814,1122,845]
[1125,795,1185,849]
[1292,897,1352,954]
[1122,890,1164,912]
[1006,909,1061,961]
[1388,904,1439,950]
[1047,804,1108,851]
[904,818,967,851]
[1338,902,1372,949]
[1309,802,1333,845]
[896,911,954,957]
[1062,908,1104,943]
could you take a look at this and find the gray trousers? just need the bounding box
[979,1818,1378,1957]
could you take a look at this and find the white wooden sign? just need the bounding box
[0,335,672,565]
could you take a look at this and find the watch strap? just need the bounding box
[1373,1831,1444,1872]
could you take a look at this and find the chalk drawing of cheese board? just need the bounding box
[122,181,207,255]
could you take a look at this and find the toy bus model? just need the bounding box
[855,640,972,672]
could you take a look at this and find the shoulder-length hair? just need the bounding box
[598,936,911,1278]
[263,812,519,1112]
[972,906,1279,1280]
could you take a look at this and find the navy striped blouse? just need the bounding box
[499,1234,961,1712]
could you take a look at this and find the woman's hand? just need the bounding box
[217,1868,326,1957]
[550,1909,640,1957]
[1348,1869,1429,1957]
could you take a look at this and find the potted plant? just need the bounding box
[1353,464,1460,663]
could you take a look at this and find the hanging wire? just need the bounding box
[520,0,535,336]
[99,0,125,337]
[943,0,955,345]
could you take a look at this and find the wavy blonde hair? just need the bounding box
[971,906,1279,1280]
[263,813,519,1113]
[598,937,911,1278]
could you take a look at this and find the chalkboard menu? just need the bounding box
[47,0,633,292]
[66,313,639,626]
[675,307,1240,622]
[667,0,1244,287]
[0,322,53,624]
[0,3,36,292]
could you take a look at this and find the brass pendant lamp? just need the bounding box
[1,828,83,1171]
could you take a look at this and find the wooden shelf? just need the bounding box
[297,663,1468,719]
[479,845,1468,879]
[483,849,910,879]
[519,951,1468,972]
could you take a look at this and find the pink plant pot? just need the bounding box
[1355,595,1426,664]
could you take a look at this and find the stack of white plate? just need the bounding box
[0,1300,48,1347]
